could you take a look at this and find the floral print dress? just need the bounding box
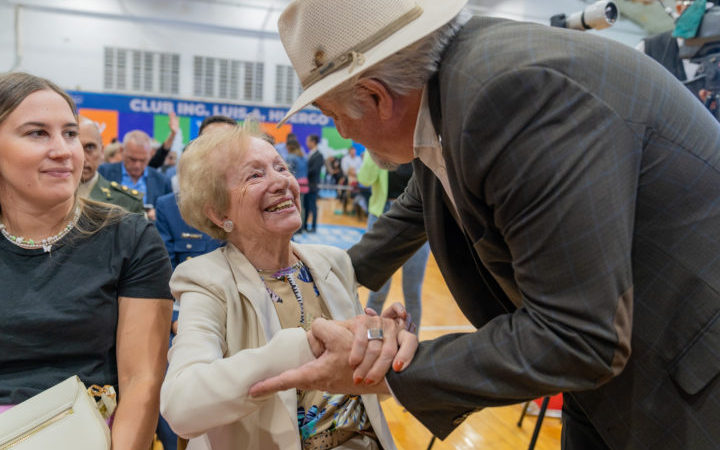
[257,260,378,450]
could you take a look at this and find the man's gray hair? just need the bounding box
[323,10,470,118]
[122,129,152,149]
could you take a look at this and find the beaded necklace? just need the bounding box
[0,207,81,253]
[257,260,307,325]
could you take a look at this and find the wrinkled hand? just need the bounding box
[249,318,389,398]
[365,301,413,330]
[306,329,324,358]
[347,303,418,384]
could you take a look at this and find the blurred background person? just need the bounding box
[638,1,707,97]
[339,146,363,215]
[275,131,299,160]
[156,115,232,271]
[160,150,177,175]
[104,141,123,163]
[147,111,180,170]
[98,129,172,220]
[160,125,406,449]
[357,153,430,333]
[77,116,144,213]
[0,72,173,449]
[303,133,324,233]
[164,115,237,194]
[341,146,362,179]
[285,137,309,231]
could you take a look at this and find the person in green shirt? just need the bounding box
[357,152,430,333]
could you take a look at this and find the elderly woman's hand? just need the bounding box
[306,329,325,358]
[248,318,394,398]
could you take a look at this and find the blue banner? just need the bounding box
[68,90,333,126]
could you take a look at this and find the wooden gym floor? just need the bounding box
[316,197,562,450]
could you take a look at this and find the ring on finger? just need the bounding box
[367,327,384,341]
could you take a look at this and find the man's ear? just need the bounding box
[204,205,225,229]
[356,78,394,120]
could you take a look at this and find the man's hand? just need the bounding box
[249,318,391,397]
[346,304,417,384]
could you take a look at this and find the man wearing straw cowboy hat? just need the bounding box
[250,0,720,448]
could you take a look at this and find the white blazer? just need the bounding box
[160,243,396,450]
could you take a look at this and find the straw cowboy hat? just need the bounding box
[277,0,468,124]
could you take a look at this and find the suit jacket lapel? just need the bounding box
[222,242,359,340]
[223,244,282,343]
[426,67,518,313]
[428,72,443,137]
[292,244,359,320]
[222,244,301,427]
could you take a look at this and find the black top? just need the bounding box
[0,211,173,404]
[387,163,414,200]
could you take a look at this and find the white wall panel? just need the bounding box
[0,0,649,105]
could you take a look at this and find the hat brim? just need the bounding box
[279,0,468,125]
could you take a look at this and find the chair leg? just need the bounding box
[426,436,436,450]
[528,396,550,450]
[517,401,531,427]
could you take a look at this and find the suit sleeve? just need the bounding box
[154,199,176,269]
[309,153,324,176]
[163,175,173,196]
[97,163,112,180]
[348,171,427,290]
[149,144,170,168]
[386,67,637,438]
[160,261,315,437]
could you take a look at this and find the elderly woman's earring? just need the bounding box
[222,219,234,233]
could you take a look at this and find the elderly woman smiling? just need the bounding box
[160,125,415,450]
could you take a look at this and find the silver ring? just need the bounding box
[367,328,384,341]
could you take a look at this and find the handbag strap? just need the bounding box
[87,385,116,420]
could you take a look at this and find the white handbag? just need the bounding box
[0,376,111,450]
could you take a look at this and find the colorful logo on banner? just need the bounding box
[77,108,119,146]
[69,91,358,156]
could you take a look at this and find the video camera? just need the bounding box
[550,1,618,31]
[678,5,720,118]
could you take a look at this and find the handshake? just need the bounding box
[249,302,418,397]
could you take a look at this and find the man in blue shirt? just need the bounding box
[99,130,172,220]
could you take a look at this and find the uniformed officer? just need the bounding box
[77,117,145,214]
[154,115,237,269]
[155,192,223,269]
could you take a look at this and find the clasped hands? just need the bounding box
[249,302,418,397]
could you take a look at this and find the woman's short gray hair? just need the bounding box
[323,11,469,118]
[177,124,254,240]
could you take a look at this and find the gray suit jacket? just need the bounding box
[349,17,720,449]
